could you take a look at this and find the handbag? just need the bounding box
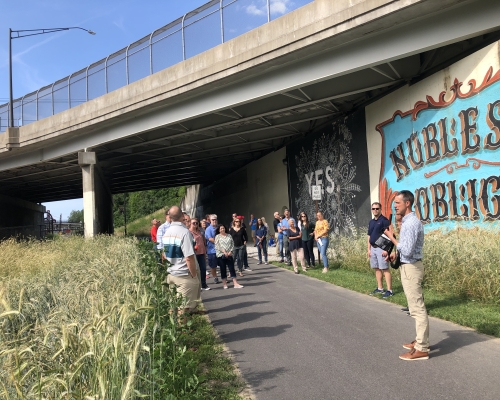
[373,233,394,253]
[391,252,401,270]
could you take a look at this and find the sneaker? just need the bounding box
[322,268,328,273]
[234,285,244,289]
[382,290,393,298]
[399,348,429,361]
[280,258,284,263]
[264,262,268,265]
[201,286,211,291]
[213,277,221,284]
[401,307,409,312]
[244,267,252,271]
[223,286,228,289]
[370,288,384,295]
[257,261,262,265]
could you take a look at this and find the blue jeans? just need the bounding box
[258,240,268,262]
[278,236,283,258]
[318,237,329,268]
[233,245,245,272]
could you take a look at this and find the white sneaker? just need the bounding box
[264,262,268,265]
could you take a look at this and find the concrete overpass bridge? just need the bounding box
[1,0,500,236]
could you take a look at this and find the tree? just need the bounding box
[68,209,84,223]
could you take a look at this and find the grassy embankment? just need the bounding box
[0,236,245,399]
[273,228,500,337]
[115,209,167,237]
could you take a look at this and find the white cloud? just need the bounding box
[270,0,290,15]
[246,4,265,16]
[113,16,126,32]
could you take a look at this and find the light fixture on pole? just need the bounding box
[8,27,96,129]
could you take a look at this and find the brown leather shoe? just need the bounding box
[402,340,416,350]
[399,348,429,361]
[403,340,431,351]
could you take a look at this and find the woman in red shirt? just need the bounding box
[190,217,210,291]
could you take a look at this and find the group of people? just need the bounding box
[151,194,428,362]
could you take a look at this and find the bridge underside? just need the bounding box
[1,0,500,203]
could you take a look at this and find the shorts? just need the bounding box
[207,253,218,270]
[370,246,389,270]
[166,273,200,310]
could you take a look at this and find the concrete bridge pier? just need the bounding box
[78,151,113,237]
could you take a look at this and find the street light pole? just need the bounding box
[8,27,96,128]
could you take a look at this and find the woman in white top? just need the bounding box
[215,224,244,289]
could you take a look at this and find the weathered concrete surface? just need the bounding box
[202,256,500,399]
[1,0,479,156]
[79,152,113,236]
[0,194,46,238]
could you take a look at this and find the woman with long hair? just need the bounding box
[314,211,330,273]
[229,218,248,277]
[215,224,244,289]
[286,219,307,273]
[189,218,210,290]
[299,212,315,268]
[255,218,268,265]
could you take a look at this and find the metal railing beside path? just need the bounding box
[0,0,313,132]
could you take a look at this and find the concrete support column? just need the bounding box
[78,151,113,237]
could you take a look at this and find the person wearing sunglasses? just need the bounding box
[190,218,210,291]
[367,202,393,298]
[205,214,221,284]
[299,212,316,268]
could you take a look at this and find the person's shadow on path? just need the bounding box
[208,300,270,313]
[430,329,492,357]
[221,324,293,343]
[213,311,278,326]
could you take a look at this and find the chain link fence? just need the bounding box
[0,0,313,133]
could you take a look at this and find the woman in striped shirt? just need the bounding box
[215,224,244,289]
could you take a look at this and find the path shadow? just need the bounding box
[213,311,278,326]
[243,366,288,394]
[238,276,276,282]
[208,300,270,313]
[221,323,293,343]
[238,281,274,287]
[430,329,492,358]
[201,292,254,303]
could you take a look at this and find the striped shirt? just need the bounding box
[162,222,195,276]
[156,221,171,250]
[215,234,234,258]
[397,212,424,264]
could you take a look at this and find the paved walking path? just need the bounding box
[202,246,500,400]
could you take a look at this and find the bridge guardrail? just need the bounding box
[0,0,313,132]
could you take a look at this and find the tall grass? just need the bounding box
[330,228,500,304]
[115,209,166,237]
[0,236,200,399]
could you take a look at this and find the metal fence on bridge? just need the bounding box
[0,0,313,132]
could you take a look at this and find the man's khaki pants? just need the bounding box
[166,273,201,310]
[400,261,430,352]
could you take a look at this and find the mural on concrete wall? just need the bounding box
[287,109,371,236]
[377,67,500,229]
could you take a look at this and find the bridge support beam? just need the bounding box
[78,151,113,237]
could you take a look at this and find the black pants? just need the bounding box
[196,254,208,288]
[302,239,315,266]
[218,256,236,279]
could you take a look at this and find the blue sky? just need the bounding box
[1,0,311,219]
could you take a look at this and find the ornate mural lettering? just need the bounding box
[376,67,500,230]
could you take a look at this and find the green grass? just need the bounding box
[272,261,500,338]
[115,209,167,237]
[182,315,248,399]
